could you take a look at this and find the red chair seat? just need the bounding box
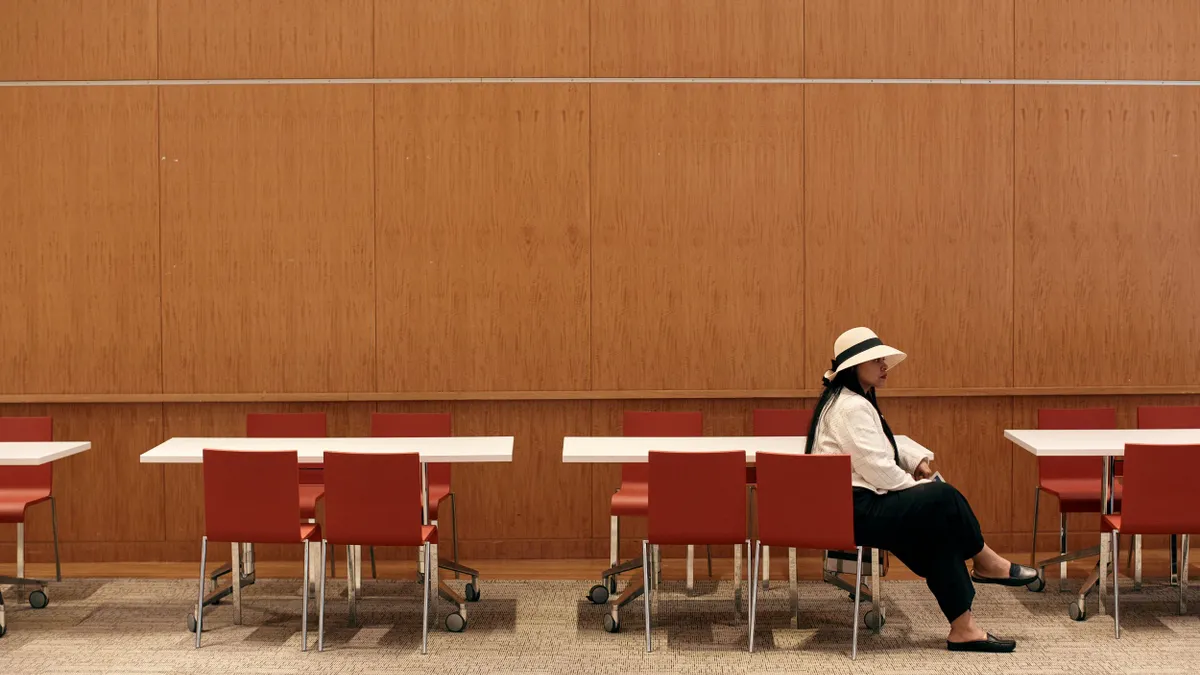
[0,489,51,523]
[421,525,438,545]
[1102,514,1121,532]
[1041,478,1122,511]
[611,485,648,517]
[299,485,325,520]
[300,523,322,541]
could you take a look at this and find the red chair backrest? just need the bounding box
[323,451,425,546]
[247,412,328,485]
[621,411,702,485]
[752,409,813,436]
[648,450,747,545]
[1137,406,1200,430]
[1118,444,1200,534]
[755,452,855,550]
[202,449,302,543]
[371,412,452,490]
[1036,408,1117,482]
[0,417,54,491]
[750,409,813,484]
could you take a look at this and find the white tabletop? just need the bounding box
[140,437,514,464]
[562,435,931,463]
[1004,429,1200,457]
[0,442,92,466]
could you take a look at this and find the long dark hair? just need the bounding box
[804,365,899,463]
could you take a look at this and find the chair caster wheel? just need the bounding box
[865,609,885,632]
[445,612,466,632]
[1027,576,1046,593]
[0,623,6,638]
[187,614,198,633]
[29,590,49,609]
[464,582,480,602]
[603,615,620,633]
[1068,603,1086,621]
[588,584,610,604]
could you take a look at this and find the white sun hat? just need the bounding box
[822,327,906,383]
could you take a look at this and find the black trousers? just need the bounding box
[853,481,986,622]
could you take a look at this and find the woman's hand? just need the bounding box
[914,459,934,479]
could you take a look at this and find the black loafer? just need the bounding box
[971,563,1039,587]
[947,633,1016,653]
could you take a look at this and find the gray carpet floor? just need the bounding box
[1,576,1198,673]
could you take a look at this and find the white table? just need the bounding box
[563,435,930,633]
[0,441,91,636]
[140,436,513,632]
[1004,428,1200,620]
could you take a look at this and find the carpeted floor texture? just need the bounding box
[1,576,1198,674]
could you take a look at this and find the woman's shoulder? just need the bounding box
[828,389,874,413]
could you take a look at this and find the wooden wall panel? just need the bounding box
[591,0,804,77]
[591,85,805,391]
[805,0,1014,78]
[374,85,590,393]
[1014,87,1200,388]
[375,0,588,77]
[0,87,161,395]
[0,0,156,80]
[158,0,373,78]
[805,85,1014,390]
[1017,0,1200,80]
[0,404,164,550]
[159,85,376,394]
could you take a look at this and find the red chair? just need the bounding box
[752,452,861,658]
[1032,408,1118,592]
[194,449,320,650]
[318,451,437,653]
[591,411,703,608]
[369,413,472,586]
[247,412,328,521]
[1136,405,1200,584]
[1105,443,1200,638]
[0,417,60,612]
[642,450,749,652]
[751,409,813,588]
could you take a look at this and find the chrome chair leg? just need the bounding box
[643,540,652,653]
[1030,487,1040,568]
[853,546,864,660]
[422,541,431,655]
[50,496,62,582]
[301,541,310,651]
[1112,531,1120,639]
[749,540,761,653]
[195,536,207,649]
[1059,514,1069,592]
[318,540,327,651]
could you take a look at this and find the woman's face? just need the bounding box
[856,357,889,390]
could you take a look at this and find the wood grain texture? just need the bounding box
[159,85,375,394]
[0,404,164,549]
[1016,0,1200,80]
[805,0,1014,78]
[805,85,1014,390]
[0,87,161,395]
[375,0,588,77]
[0,0,156,80]
[374,401,593,559]
[1015,87,1200,388]
[374,85,590,392]
[591,0,804,77]
[591,85,805,391]
[158,0,372,78]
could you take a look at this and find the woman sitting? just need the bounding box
[807,327,1039,653]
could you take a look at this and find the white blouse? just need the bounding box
[811,389,935,495]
